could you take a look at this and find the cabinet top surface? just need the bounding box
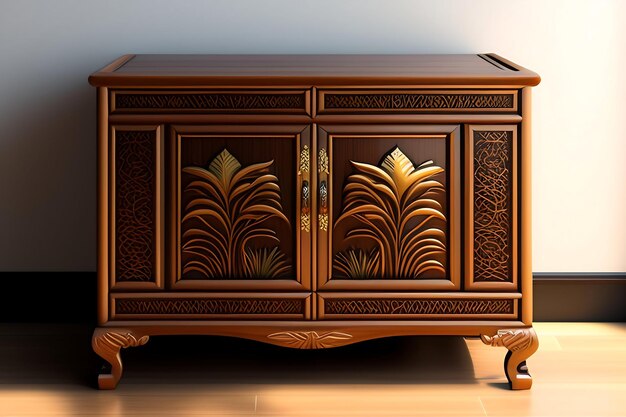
[89,54,540,87]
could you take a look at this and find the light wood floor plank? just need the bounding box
[0,323,625,416]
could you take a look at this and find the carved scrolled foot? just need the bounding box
[480,327,538,390]
[92,328,149,390]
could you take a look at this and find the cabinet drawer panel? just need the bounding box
[317,89,518,115]
[111,293,311,320]
[111,89,310,115]
[317,293,519,320]
[110,125,164,290]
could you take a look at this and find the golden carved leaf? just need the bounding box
[208,149,241,190]
[334,146,446,279]
[182,149,291,279]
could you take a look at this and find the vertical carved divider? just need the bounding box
[465,125,517,291]
[111,125,163,289]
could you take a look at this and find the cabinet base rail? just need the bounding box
[92,323,536,390]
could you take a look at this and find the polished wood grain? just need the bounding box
[1,323,624,416]
[317,124,461,291]
[91,54,539,390]
[168,124,311,291]
[88,54,541,87]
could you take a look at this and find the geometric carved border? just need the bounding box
[112,295,308,320]
[318,90,518,114]
[112,90,309,114]
[324,298,514,316]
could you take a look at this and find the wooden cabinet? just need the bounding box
[90,54,540,389]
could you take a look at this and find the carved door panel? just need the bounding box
[170,125,311,291]
[316,125,461,291]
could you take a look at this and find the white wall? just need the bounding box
[0,0,624,272]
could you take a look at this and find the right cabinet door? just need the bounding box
[316,124,461,291]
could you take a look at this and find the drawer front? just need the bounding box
[110,125,165,290]
[111,293,311,320]
[111,89,310,115]
[317,89,518,115]
[317,293,519,320]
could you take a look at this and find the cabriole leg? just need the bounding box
[92,328,149,389]
[480,327,538,390]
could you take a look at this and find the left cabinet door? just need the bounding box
[169,124,312,291]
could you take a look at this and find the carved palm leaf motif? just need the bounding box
[182,149,291,279]
[334,147,446,279]
[334,248,381,278]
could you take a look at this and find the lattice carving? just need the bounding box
[182,149,291,279]
[325,299,514,315]
[473,130,513,282]
[115,92,306,111]
[299,145,310,174]
[267,331,353,349]
[324,93,514,111]
[116,298,303,315]
[319,214,329,232]
[318,148,329,174]
[333,147,447,279]
[115,130,155,282]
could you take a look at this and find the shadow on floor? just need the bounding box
[0,324,477,387]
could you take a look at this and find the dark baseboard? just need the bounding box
[533,273,626,322]
[0,272,624,323]
[1,272,98,324]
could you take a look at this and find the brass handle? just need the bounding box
[300,180,310,232]
[318,182,329,232]
[319,180,328,214]
[318,147,330,232]
[302,180,310,213]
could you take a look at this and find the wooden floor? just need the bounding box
[0,323,625,416]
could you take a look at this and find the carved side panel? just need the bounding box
[467,127,517,290]
[112,126,162,287]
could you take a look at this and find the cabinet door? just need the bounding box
[316,125,460,291]
[170,125,311,291]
